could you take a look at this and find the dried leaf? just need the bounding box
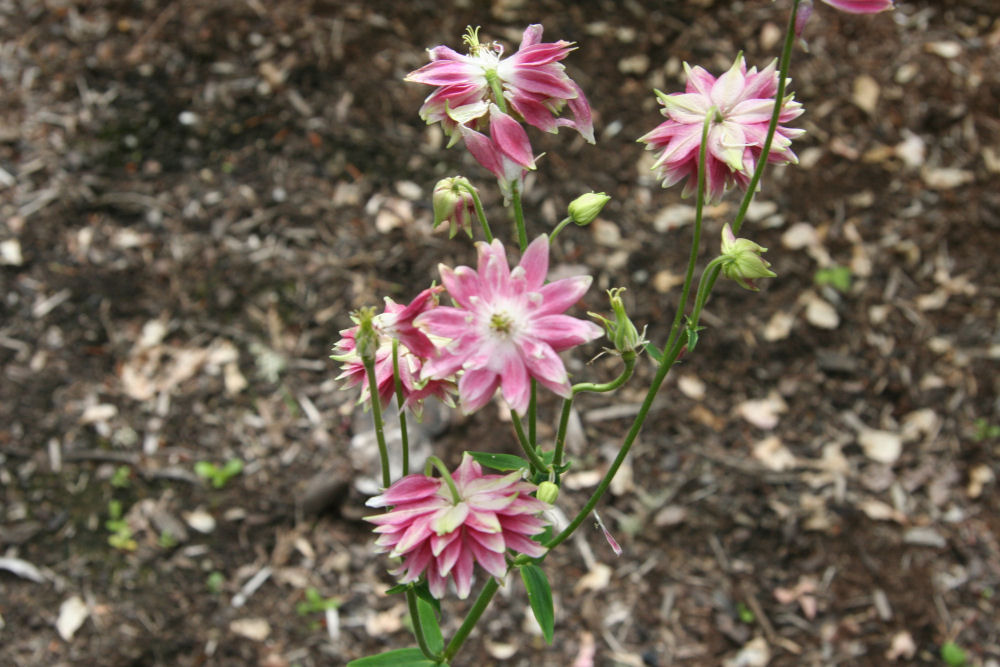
[858,428,902,464]
[852,74,880,114]
[56,595,89,641]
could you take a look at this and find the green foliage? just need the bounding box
[520,563,555,644]
[941,641,968,667]
[105,500,137,551]
[813,265,853,293]
[206,571,225,594]
[194,458,244,488]
[346,648,439,666]
[415,596,443,656]
[467,451,531,472]
[296,587,341,616]
[972,418,1000,442]
[157,531,178,549]
[110,465,132,489]
[736,602,755,624]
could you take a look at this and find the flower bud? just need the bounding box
[719,223,777,291]
[567,192,610,226]
[432,177,477,238]
[352,306,380,365]
[536,481,559,505]
[589,288,647,356]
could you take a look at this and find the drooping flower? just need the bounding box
[332,287,454,413]
[417,235,603,415]
[821,0,893,13]
[638,55,805,203]
[432,176,478,238]
[405,24,594,145]
[365,453,550,599]
[459,104,536,197]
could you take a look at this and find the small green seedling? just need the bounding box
[814,265,852,294]
[736,602,756,624]
[158,531,178,549]
[972,418,1000,442]
[106,500,137,551]
[206,571,225,594]
[296,587,342,616]
[194,459,244,488]
[941,641,968,667]
[110,465,132,489]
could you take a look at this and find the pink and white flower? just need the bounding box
[459,104,536,196]
[821,0,893,13]
[365,453,550,599]
[638,55,805,203]
[417,235,603,415]
[332,287,454,412]
[405,24,594,144]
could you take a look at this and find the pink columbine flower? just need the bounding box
[821,0,894,13]
[417,235,603,415]
[405,25,594,144]
[638,55,805,203]
[459,104,536,196]
[332,287,454,412]
[365,453,550,599]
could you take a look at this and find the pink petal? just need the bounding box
[518,235,549,291]
[489,106,535,169]
[458,368,500,413]
[459,123,504,179]
[519,24,544,48]
[499,351,531,415]
[532,314,604,351]
[821,0,893,13]
[468,537,508,578]
[367,475,441,507]
[520,339,571,396]
[502,531,547,558]
[506,68,576,98]
[534,275,593,316]
[452,543,476,599]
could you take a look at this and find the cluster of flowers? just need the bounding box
[339,0,894,604]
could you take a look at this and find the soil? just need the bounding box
[1,1,999,666]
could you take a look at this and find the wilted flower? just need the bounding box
[332,287,454,412]
[589,287,647,356]
[639,55,804,203]
[821,0,894,13]
[417,235,603,415]
[719,223,777,291]
[567,192,610,226]
[365,453,550,599]
[459,104,536,197]
[433,177,477,238]
[405,24,594,145]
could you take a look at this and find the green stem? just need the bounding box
[460,181,493,243]
[391,339,410,476]
[486,71,508,114]
[528,380,537,449]
[731,0,801,236]
[442,577,500,661]
[427,456,462,504]
[362,356,391,488]
[548,216,574,243]
[511,180,528,252]
[511,412,546,474]
[553,353,636,472]
[661,109,714,357]
[406,589,440,662]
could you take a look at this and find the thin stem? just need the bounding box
[511,412,546,474]
[553,353,636,472]
[731,0,801,236]
[662,109,714,356]
[442,577,500,661]
[510,180,528,252]
[391,339,410,476]
[486,71,508,115]
[427,456,462,504]
[548,216,574,243]
[460,181,493,243]
[362,356,391,488]
[528,380,537,449]
[406,589,440,662]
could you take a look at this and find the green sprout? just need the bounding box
[110,465,132,489]
[972,418,1000,442]
[206,571,225,594]
[736,602,756,624]
[941,641,968,667]
[194,459,244,488]
[105,500,137,551]
[158,531,178,549]
[813,265,853,294]
[296,587,342,616]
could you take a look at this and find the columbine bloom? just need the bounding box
[459,104,536,196]
[639,55,804,203]
[417,235,603,415]
[332,287,454,412]
[821,0,893,13]
[365,453,550,599]
[405,25,594,144]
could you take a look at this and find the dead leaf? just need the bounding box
[56,595,89,641]
[738,393,788,430]
[752,436,796,471]
[858,428,902,464]
[574,563,612,593]
[852,74,880,114]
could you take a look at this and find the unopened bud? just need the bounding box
[536,481,559,505]
[589,287,647,355]
[719,223,777,291]
[352,306,380,364]
[432,176,477,238]
[567,192,610,226]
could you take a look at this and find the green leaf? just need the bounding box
[646,344,663,364]
[416,596,443,655]
[384,583,409,596]
[346,647,439,666]
[194,461,218,479]
[814,265,852,293]
[413,581,440,616]
[941,641,967,667]
[520,563,554,644]
[467,451,530,472]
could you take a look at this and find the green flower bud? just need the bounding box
[432,177,476,238]
[352,306,380,365]
[567,192,610,226]
[589,287,647,356]
[536,481,559,505]
[719,223,777,291]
